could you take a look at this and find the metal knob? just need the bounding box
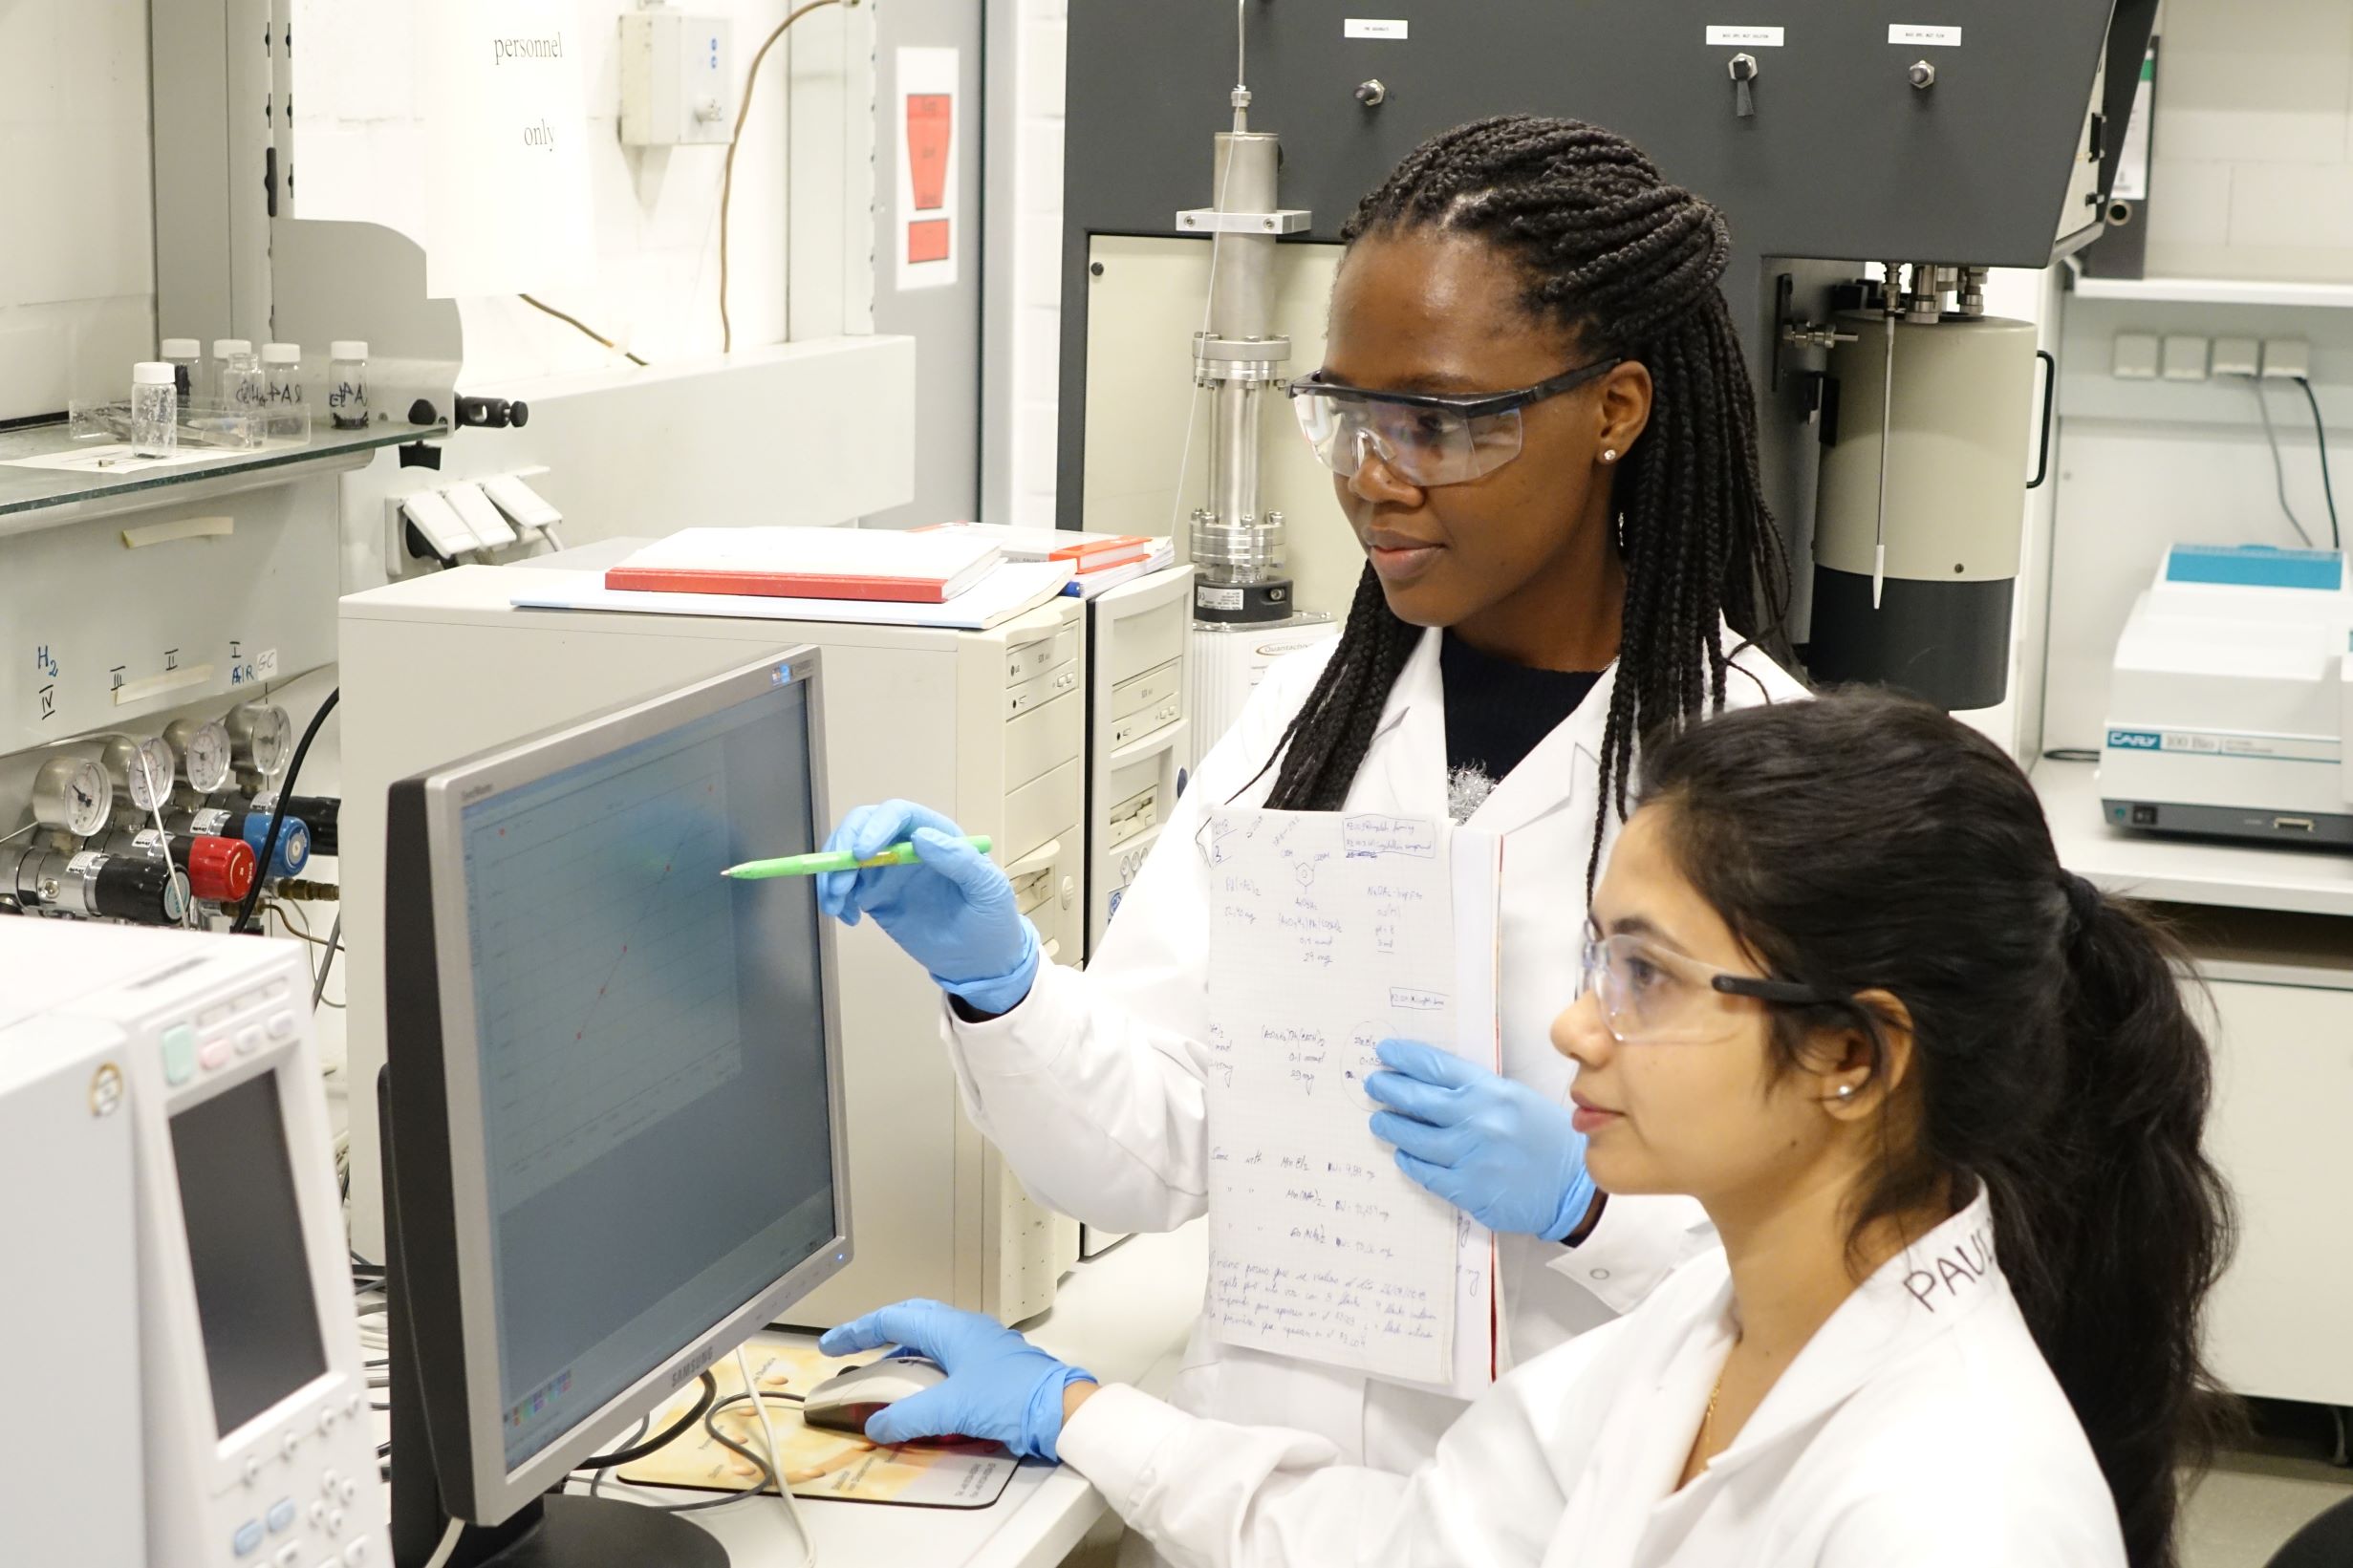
[1728,54,1759,118]
[1354,78,1386,107]
[1909,59,1936,90]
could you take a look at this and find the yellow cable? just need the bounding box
[518,293,649,367]
[722,0,845,352]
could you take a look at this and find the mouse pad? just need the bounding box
[615,1334,1020,1509]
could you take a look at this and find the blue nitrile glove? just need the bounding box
[1365,1039,1600,1243]
[814,800,1040,1015]
[817,1299,1095,1461]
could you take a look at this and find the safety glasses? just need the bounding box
[1285,356,1622,487]
[1577,929,1837,1045]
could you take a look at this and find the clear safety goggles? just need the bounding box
[1285,356,1622,488]
[1577,929,1836,1045]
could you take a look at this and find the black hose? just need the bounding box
[231,688,337,934]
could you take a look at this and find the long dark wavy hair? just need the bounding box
[1638,689,2235,1568]
[1258,116,1791,884]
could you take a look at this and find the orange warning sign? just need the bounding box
[907,94,952,211]
[907,219,951,265]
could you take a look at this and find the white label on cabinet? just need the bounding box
[254,648,280,680]
[1345,18,1408,40]
[1889,24,1962,46]
[1706,25,1784,46]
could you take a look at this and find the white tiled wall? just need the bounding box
[0,0,156,420]
[2146,0,2353,282]
[1005,0,1068,526]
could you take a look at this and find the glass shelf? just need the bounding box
[0,415,445,526]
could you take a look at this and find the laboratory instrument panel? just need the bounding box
[0,924,384,1568]
[335,551,1192,1325]
[2,695,330,929]
[2102,545,2353,849]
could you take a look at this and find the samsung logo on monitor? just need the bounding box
[2106,729,2163,750]
[673,1341,720,1387]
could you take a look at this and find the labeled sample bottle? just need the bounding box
[131,362,177,458]
[263,342,303,404]
[214,338,262,410]
[328,341,370,429]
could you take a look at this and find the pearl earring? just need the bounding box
[1835,1084,1856,1100]
[1601,448,1618,463]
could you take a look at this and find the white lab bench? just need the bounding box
[566,1222,1205,1567]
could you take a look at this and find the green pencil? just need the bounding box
[722,834,994,880]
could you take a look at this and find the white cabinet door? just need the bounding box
[2201,977,2353,1406]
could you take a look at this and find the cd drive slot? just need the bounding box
[1107,657,1183,748]
[1007,662,1080,719]
[1004,627,1076,686]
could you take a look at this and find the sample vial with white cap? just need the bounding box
[160,338,202,404]
[328,341,370,429]
[131,362,178,457]
[262,342,303,405]
[213,338,262,410]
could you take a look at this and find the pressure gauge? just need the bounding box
[227,702,294,778]
[102,735,178,813]
[166,717,234,795]
[32,756,114,838]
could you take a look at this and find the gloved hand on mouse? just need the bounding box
[1365,1039,1601,1243]
[816,801,1040,1016]
[819,1299,1095,1460]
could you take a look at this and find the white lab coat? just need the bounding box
[1059,1192,2126,1568]
[943,623,1807,1469]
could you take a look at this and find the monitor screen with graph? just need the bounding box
[381,648,851,1560]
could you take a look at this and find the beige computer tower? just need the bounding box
[338,556,1085,1325]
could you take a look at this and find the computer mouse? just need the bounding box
[800,1355,950,1436]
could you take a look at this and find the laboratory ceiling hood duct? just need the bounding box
[1058,0,2151,708]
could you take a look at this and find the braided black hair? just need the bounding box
[1259,117,1791,886]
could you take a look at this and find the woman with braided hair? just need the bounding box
[818,116,1806,1474]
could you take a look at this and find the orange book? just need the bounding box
[919,523,1156,571]
[604,527,1002,605]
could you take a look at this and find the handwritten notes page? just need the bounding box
[1203,809,1501,1393]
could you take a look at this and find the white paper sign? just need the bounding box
[1706,25,1785,47]
[421,0,593,297]
[896,48,961,291]
[1889,24,1963,46]
[1345,19,1409,40]
[1203,809,1500,1390]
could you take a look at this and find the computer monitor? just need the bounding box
[379,649,851,1568]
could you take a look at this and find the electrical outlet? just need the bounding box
[2113,333,2161,379]
[2212,337,2261,378]
[2261,339,2311,380]
[2162,335,2210,381]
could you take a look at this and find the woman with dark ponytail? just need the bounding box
[818,115,1804,1477]
[828,689,2234,1568]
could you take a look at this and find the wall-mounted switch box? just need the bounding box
[2212,337,2261,378]
[620,13,733,146]
[2161,335,2210,381]
[2113,333,2161,379]
[2261,339,2311,380]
